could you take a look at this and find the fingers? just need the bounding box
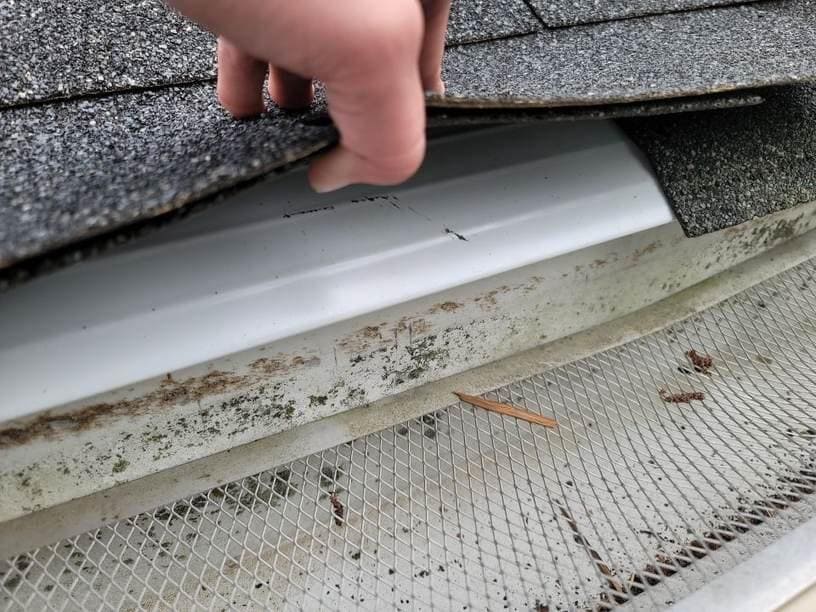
[219,43,314,115]
[420,0,451,94]
[268,67,314,110]
[178,0,437,192]
[308,3,427,192]
[216,39,267,118]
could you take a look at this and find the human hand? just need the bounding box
[169,0,451,192]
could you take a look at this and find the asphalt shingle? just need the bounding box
[621,85,816,236]
[441,0,816,107]
[0,0,541,108]
[0,0,215,108]
[447,0,541,45]
[528,0,760,27]
[0,84,335,268]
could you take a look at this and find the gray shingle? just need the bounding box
[528,0,760,27]
[0,0,539,108]
[427,91,764,125]
[0,84,335,268]
[4,0,816,283]
[447,0,541,45]
[441,0,816,107]
[621,85,816,236]
[4,0,815,111]
[0,0,215,108]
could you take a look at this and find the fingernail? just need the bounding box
[309,148,363,193]
[424,79,446,97]
[310,173,353,194]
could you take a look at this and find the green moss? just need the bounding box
[309,395,328,407]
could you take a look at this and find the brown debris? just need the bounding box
[1,350,324,447]
[454,392,557,429]
[430,301,463,314]
[631,241,660,262]
[250,355,320,376]
[686,350,714,375]
[329,493,345,527]
[0,369,251,447]
[659,389,705,404]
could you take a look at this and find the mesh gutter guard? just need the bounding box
[3,257,816,611]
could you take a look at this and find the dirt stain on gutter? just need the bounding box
[0,355,322,448]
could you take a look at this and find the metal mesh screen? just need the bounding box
[4,259,816,611]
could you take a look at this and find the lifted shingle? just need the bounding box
[427,91,764,125]
[528,0,760,27]
[0,84,335,268]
